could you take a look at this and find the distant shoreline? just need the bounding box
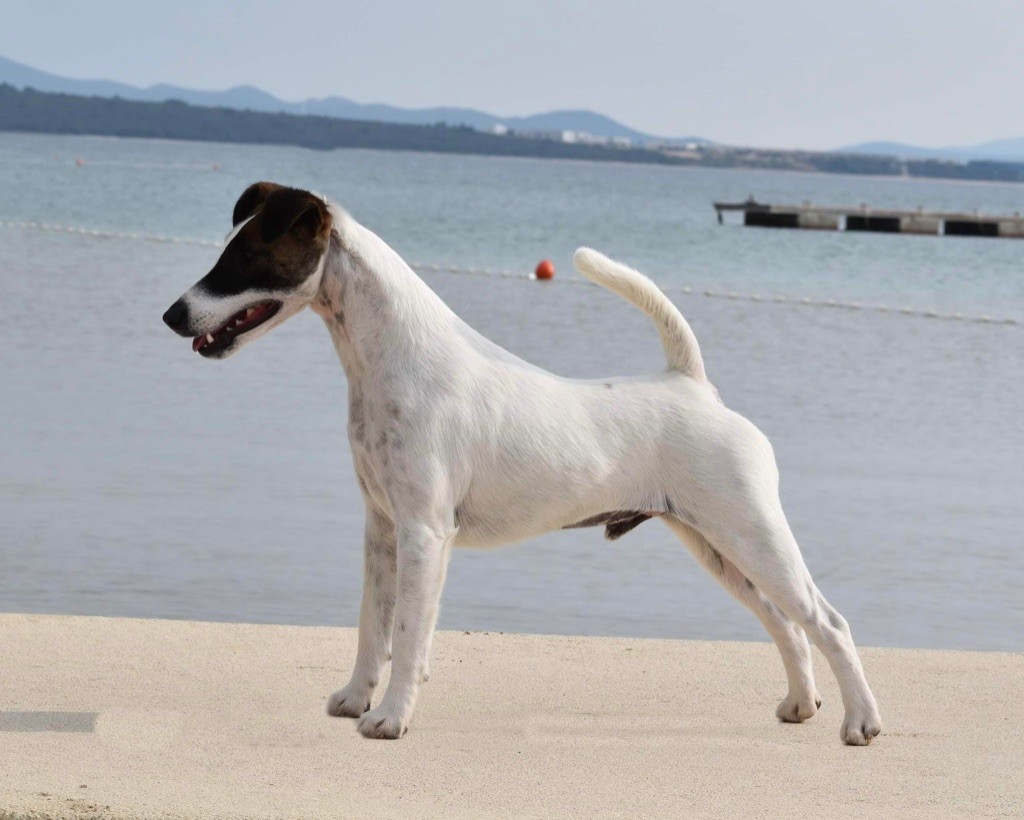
[12,130,1024,193]
[5,83,1024,184]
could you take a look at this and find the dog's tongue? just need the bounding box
[192,335,205,352]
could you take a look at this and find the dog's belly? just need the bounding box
[452,505,551,549]
[452,486,581,548]
[449,406,684,549]
[452,485,660,549]
[453,505,658,550]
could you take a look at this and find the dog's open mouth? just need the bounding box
[192,301,280,355]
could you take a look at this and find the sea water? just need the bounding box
[1,132,1021,650]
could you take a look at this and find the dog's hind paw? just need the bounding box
[327,683,373,718]
[357,707,409,740]
[776,690,822,723]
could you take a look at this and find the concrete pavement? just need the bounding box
[0,614,1021,818]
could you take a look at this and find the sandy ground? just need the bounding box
[0,614,1020,819]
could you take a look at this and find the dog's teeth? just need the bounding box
[206,334,214,343]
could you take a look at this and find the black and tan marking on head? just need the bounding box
[162,181,335,358]
[196,182,333,297]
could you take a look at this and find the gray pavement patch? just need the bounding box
[0,711,98,732]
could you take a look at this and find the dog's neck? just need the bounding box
[311,205,459,383]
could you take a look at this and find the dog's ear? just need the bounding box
[259,188,330,244]
[232,181,283,227]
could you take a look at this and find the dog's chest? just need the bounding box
[346,385,413,513]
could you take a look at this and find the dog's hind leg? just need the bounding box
[704,507,882,746]
[327,505,397,719]
[663,516,821,723]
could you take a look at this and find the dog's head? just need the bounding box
[163,182,332,359]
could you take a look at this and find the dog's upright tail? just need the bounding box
[572,248,706,381]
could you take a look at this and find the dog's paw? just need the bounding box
[776,690,822,723]
[840,708,883,746]
[357,706,409,740]
[326,682,373,718]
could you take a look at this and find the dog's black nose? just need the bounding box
[163,300,190,334]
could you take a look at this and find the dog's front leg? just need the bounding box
[327,506,396,718]
[357,519,454,739]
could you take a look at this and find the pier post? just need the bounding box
[796,211,839,230]
[997,220,1024,238]
[899,216,940,235]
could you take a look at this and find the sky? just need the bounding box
[2,0,1023,150]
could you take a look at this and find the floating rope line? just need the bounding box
[3,220,1019,327]
[1,220,223,249]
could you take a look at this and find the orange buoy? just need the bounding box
[534,259,555,280]
[74,157,85,167]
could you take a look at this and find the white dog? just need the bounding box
[163,182,882,744]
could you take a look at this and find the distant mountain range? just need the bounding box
[6,55,1023,161]
[0,55,708,146]
[5,81,1024,184]
[839,139,1024,163]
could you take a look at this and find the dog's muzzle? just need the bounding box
[163,296,282,357]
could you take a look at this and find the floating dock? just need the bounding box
[714,198,1024,238]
